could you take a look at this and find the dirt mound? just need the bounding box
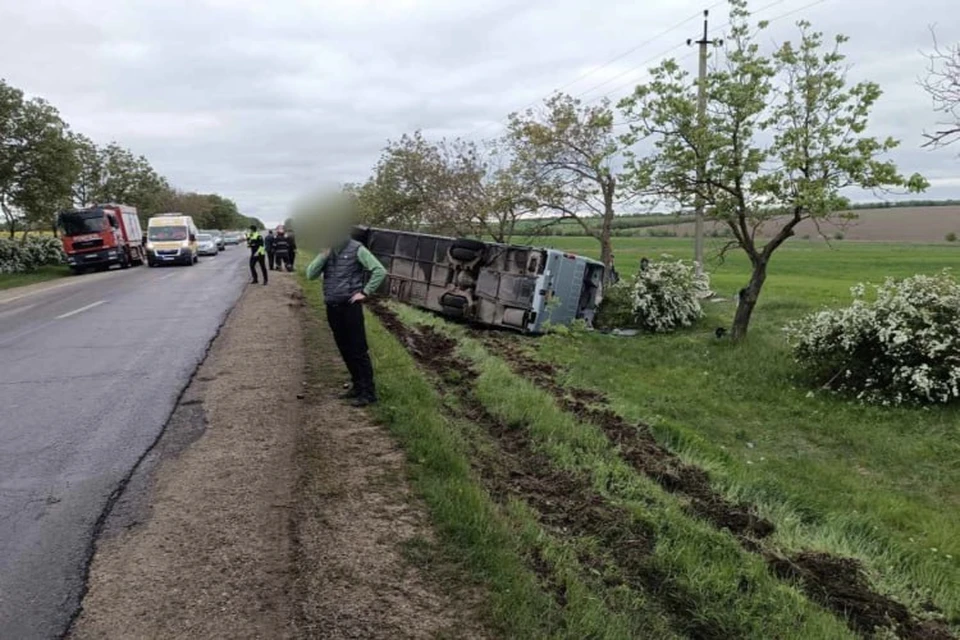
[769,552,953,640]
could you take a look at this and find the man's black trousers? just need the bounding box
[326,302,375,399]
[249,254,268,283]
[267,250,276,270]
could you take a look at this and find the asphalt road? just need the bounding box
[0,248,253,639]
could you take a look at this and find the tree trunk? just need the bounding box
[599,182,615,269]
[731,259,767,341]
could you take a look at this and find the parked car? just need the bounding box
[197,233,219,256]
[200,229,226,251]
[223,231,242,246]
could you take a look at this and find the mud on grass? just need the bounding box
[373,303,759,639]
[478,332,955,640]
[479,332,774,542]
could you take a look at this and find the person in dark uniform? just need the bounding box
[265,229,276,271]
[273,228,291,272]
[247,225,268,285]
[306,233,386,406]
[286,230,298,272]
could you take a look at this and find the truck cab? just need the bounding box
[57,204,144,273]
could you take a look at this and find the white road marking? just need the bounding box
[0,303,38,319]
[0,279,84,305]
[157,273,176,281]
[56,300,105,319]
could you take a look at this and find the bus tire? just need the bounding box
[441,304,465,318]
[440,293,469,309]
[450,238,485,263]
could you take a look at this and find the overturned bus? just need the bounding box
[351,226,605,334]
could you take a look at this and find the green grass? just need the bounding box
[0,265,70,291]
[296,237,959,636]
[394,303,854,640]
[533,236,960,626]
[297,255,680,639]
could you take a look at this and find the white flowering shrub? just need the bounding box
[597,256,710,332]
[0,236,65,273]
[785,270,960,405]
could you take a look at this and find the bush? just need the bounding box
[833,232,845,240]
[0,236,65,273]
[785,271,960,405]
[946,232,957,242]
[597,257,710,332]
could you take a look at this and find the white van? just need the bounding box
[146,214,199,266]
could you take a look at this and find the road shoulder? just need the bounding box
[71,273,487,639]
[71,277,303,639]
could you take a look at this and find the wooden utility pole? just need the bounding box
[687,10,722,276]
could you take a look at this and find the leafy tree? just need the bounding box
[464,140,540,244]
[0,80,77,238]
[921,31,960,149]
[91,142,170,220]
[69,133,102,207]
[619,0,926,340]
[355,132,495,238]
[363,131,442,231]
[506,93,625,267]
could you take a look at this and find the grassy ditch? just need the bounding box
[0,265,70,291]
[298,261,677,639]
[372,301,862,640]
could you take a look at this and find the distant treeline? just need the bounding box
[1,78,261,238]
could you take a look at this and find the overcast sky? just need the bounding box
[1,0,958,226]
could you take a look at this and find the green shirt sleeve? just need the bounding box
[305,252,327,280]
[358,246,387,296]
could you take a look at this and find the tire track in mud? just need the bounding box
[473,332,955,640]
[372,303,724,639]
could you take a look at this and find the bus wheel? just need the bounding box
[449,238,485,263]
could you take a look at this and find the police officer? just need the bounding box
[273,227,291,272]
[305,231,386,406]
[286,230,297,271]
[247,225,268,285]
[265,229,276,270]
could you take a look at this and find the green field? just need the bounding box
[0,265,70,291]
[544,237,960,617]
[299,238,959,638]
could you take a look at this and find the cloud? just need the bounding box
[1,0,958,225]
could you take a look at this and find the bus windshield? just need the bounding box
[148,226,188,241]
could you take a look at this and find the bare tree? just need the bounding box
[921,29,960,149]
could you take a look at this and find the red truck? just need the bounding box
[57,204,146,273]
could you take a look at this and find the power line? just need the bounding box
[581,0,829,106]
[576,0,791,104]
[550,1,726,95]
[459,6,721,140]
[460,0,830,141]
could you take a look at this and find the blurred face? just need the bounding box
[289,191,358,251]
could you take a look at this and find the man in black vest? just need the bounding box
[265,230,276,270]
[305,234,387,406]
